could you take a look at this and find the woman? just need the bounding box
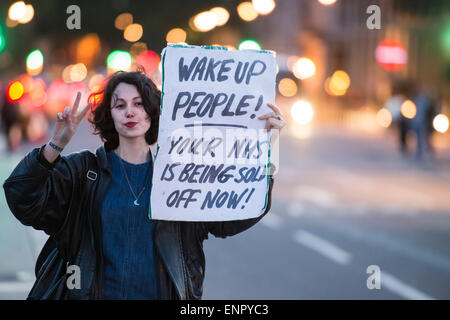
[3,71,286,300]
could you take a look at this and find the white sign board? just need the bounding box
[150,44,276,221]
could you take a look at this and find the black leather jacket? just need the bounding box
[3,144,274,299]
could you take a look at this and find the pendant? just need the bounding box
[134,199,140,206]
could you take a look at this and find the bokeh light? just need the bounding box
[291,100,314,124]
[210,7,230,26]
[18,4,34,24]
[238,39,261,50]
[166,28,187,44]
[70,63,88,82]
[325,70,350,96]
[77,33,101,67]
[0,26,5,52]
[19,74,34,93]
[318,0,338,5]
[88,74,106,91]
[8,1,26,21]
[375,39,408,71]
[107,50,132,71]
[293,57,316,80]
[7,80,24,102]
[433,114,449,133]
[26,49,43,70]
[376,108,393,128]
[134,50,160,74]
[6,16,19,28]
[278,78,298,97]
[400,100,417,119]
[129,42,148,58]
[26,50,44,75]
[124,23,143,42]
[252,0,276,15]
[237,2,259,22]
[193,11,218,32]
[115,13,133,30]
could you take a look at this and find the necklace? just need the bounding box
[117,148,152,206]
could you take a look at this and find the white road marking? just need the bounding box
[0,281,33,293]
[287,202,305,217]
[295,185,339,208]
[381,271,435,300]
[293,230,352,265]
[261,214,283,230]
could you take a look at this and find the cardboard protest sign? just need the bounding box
[150,44,276,221]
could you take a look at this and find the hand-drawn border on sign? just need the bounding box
[149,43,276,221]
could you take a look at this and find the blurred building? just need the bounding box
[250,0,450,115]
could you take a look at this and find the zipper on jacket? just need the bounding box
[89,168,111,300]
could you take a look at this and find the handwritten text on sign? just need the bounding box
[151,45,276,221]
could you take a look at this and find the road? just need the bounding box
[1,119,450,299]
[203,123,450,299]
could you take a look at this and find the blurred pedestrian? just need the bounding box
[3,71,285,300]
[385,80,408,156]
[0,90,22,151]
[411,84,434,161]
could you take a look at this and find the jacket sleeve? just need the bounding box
[2,144,80,236]
[199,175,274,239]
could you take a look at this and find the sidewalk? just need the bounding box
[0,144,40,299]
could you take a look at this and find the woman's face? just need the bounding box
[110,82,151,141]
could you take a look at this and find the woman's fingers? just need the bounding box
[76,102,92,121]
[265,117,284,132]
[71,92,82,114]
[258,103,286,132]
[258,112,277,120]
[63,106,71,117]
[266,103,283,116]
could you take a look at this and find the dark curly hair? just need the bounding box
[88,71,160,151]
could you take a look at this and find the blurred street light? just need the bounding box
[325,70,350,96]
[77,33,101,67]
[107,50,132,71]
[252,0,276,15]
[293,57,316,80]
[0,25,5,52]
[18,4,34,24]
[278,78,298,97]
[291,100,314,124]
[442,24,450,57]
[115,13,133,30]
[318,0,338,6]
[26,49,44,76]
[433,114,449,133]
[134,50,160,74]
[70,63,88,82]
[166,28,187,44]
[210,7,230,26]
[193,11,218,32]
[8,1,26,21]
[237,2,259,22]
[400,99,416,119]
[7,80,24,102]
[6,16,19,28]
[124,23,143,42]
[375,39,408,71]
[88,74,105,91]
[376,108,393,128]
[238,39,261,50]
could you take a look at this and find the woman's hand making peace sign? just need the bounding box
[43,92,92,163]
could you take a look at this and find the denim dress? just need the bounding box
[101,150,159,299]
